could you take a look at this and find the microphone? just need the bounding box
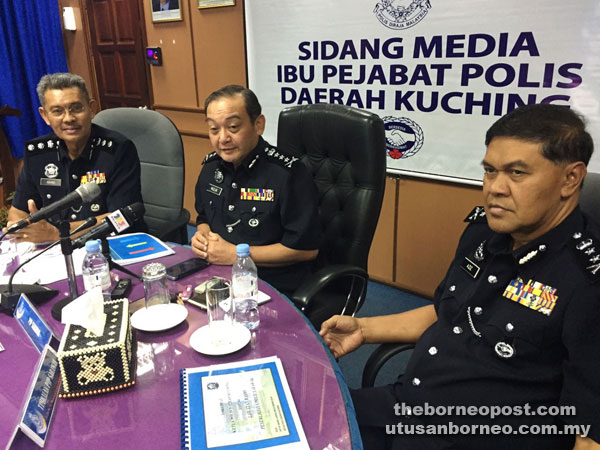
[6,183,102,233]
[71,202,145,249]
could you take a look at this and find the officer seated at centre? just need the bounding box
[321,104,600,450]
[7,73,146,243]
[191,85,321,298]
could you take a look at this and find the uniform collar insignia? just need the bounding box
[464,206,486,223]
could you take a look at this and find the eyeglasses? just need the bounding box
[45,103,87,119]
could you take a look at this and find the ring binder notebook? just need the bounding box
[179,356,309,449]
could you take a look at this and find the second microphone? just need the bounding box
[71,203,145,250]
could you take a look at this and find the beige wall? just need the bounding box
[61,0,485,298]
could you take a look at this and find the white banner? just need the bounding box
[245,0,600,184]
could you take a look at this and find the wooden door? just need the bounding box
[85,0,151,109]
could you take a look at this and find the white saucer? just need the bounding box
[131,303,188,332]
[189,321,251,356]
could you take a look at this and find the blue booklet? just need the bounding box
[108,232,174,265]
[179,356,308,450]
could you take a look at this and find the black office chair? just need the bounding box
[277,104,387,329]
[93,108,190,244]
[361,171,600,388]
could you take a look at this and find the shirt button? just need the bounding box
[231,182,238,189]
[209,200,213,206]
[227,226,233,233]
[228,205,235,211]
[453,326,463,335]
[428,346,438,355]
[46,194,52,199]
[412,377,421,386]
[252,206,256,213]
[505,323,514,332]
[449,285,456,292]
[473,306,483,315]
[71,214,77,220]
[72,174,78,180]
[488,275,498,284]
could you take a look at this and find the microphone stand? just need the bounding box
[58,220,79,300]
[0,218,97,314]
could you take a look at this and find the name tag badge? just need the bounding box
[207,184,223,196]
[40,178,61,187]
[460,257,481,279]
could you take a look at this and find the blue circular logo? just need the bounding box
[383,116,424,159]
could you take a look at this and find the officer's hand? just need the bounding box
[191,229,210,259]
[8,200,59,243]
[205,232,236,265]
[319,315,365,358]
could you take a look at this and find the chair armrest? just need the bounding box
[156,209,190,244]
[361,343,416,388]
[290,264,368,311]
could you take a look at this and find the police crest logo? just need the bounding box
[383,116,424,159]
[373,0,432,30]
[44,163,59,179]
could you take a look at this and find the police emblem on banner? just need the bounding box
[373,0,432,30]
[383,116,424,160]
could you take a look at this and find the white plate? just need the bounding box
[131,303,188,332]
[189,321,251,356]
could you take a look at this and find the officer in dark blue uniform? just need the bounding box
[7,73,145,243]
[321,104,600,450]
[191,85,320,296]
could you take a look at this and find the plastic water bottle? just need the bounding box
[231,243,259,330]
[82,239,111,298]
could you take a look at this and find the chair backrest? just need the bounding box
[92,108,187,240]
[277,104,387,270]
[581,171,600,224]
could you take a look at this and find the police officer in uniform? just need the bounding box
[321,104,600,450]
[191,85,320,296]
[7,73,145,243]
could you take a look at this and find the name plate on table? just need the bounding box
[14,294,58,353]
[6,345,61,448]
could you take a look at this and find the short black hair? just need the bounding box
[36,73,90,106]
[204,85,262,123]
[485,104,594,166]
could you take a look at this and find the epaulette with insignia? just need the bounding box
[464,206,487,223]
[91,136,115,151]
[25,136,60,154]
[202,151,217,165]
[570,231,600,283]
[263,146,299,169]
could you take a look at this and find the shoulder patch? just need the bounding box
[25,136,60,154]
[262,145,299,169]
[464,206,487,223]
[570,231,600,283]
[202,151,217,165]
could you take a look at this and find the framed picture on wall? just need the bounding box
[198,0,235,8]
[151,0,183,22]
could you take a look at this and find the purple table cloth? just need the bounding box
[0,246,356,449]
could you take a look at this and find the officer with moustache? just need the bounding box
[191,85,321,297]
[7,73,145,243]
[321,104,600,450]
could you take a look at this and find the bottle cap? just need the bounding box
[236,243,250,257]
[85,239,101,253]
